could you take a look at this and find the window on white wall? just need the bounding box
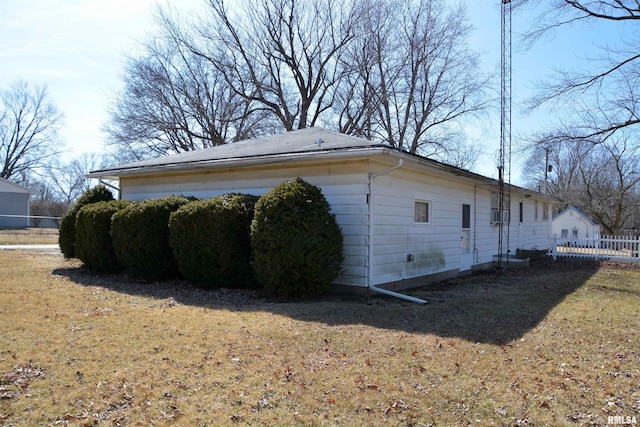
[519,202,524,223]
[415,201,430,223]
[534,202,539,221]
[462,204,471,229]
[543,203,549,220]
[491,192,510,223]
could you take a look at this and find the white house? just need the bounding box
[552,204,602,244]
[0,178,30,229]
[88,128,556,298]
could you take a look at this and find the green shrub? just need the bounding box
[251,178,343,298]
[169,193,259,289]
[75,200,133,273]
[59,185,114,258]
[111,195,191,280]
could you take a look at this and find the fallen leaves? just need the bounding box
[0,362,44,399]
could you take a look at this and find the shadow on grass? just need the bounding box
[53,257,601,345]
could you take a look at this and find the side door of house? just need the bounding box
[460,202,473,271]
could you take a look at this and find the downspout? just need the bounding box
[367,158,427,304]
[473,185,478,263]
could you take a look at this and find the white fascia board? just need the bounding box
[86,147,390,179]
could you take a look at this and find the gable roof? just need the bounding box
[88,127,557,202]
[0,177,30,194]
[91,128,386,178]
[554,204,600,226]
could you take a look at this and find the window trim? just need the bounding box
[414,200,431,225]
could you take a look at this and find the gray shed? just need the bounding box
[0,178,30,228]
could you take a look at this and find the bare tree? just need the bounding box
[46,153,104,205]
[104,7,267,162]
[193,0,357,131]
[334,0,492,159]
[0,81,63,180]
[517,0,640,143]
[331,0,400,139]
[106,0,489,166]
[577,139,640,234]
[514,1,640,231]
[522,131,591,201]
[523,129,640,234]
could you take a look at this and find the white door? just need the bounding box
[460,203,472,271]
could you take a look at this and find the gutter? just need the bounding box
[86,146,390,179]
[367,159,427,304]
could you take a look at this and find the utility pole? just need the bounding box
[544,147,550,194]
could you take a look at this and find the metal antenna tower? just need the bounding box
[498,0,512,266]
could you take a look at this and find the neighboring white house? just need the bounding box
[88,128,557,295]
[0,178,30,229]
[552,204,602,243]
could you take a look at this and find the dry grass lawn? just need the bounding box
[0,250,638,426]
[0,228,59,245]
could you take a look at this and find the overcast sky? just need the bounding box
[0,0,629,184]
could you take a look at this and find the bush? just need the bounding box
[59,185,114,258]
[251,178,343,298]
[169,193,259,289]
[75,200,133,273]
[111,195,192,280]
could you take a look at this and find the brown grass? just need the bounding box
[0,228,59,245]
[0,251,638,426]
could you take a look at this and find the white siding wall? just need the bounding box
[118,159,554,290]
[370,169,472,285]
[368,168,553,286]
[120,162,371,287]
[0,192,30,228]
[551,208,600,241]
[509,198,553,252]
[470,186,496,266]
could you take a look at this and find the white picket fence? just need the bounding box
[548,235,640,262]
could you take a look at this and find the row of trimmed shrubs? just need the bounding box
[59,178,344,298]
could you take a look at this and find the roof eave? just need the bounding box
[86,147,388,180]
[87,145,560,203]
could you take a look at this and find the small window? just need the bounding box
[415,201,430,223]
[561,229,568,238]
[519,202,523,223]
[462,204,471,229]
[534,202,539,221]
[543,203,549,220]
[572,228,578,239]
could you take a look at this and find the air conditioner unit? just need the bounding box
[491,209,510,225]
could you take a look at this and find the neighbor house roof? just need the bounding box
[88,127,557,202]
[554,204,600,226]
[0,177,30,194]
